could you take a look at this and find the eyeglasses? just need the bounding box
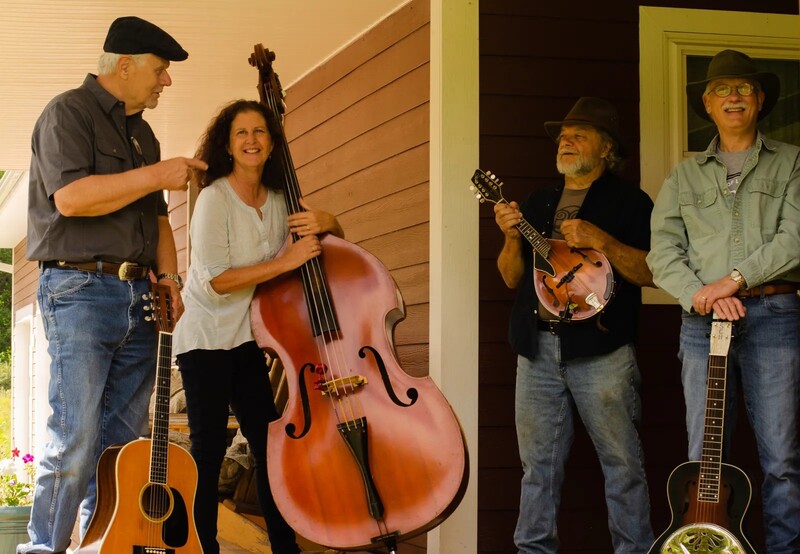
[130,136,146,168]
[707,83,759,98]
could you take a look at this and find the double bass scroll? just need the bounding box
[248,44,469,552]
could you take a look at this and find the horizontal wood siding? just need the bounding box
[287,0,430,384]
[12,240,37,314]
[477,1,797,551]
[168,189,190,277]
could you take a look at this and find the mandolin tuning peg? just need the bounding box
[477,196,484,202]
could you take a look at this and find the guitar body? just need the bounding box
[77,438,203,553]
[533,238,614,321]
[650,461,755,553]
[78,285,202,554]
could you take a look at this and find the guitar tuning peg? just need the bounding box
[144,315,153,322]
[143,304,152,311]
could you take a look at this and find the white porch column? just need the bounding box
[428,1,479,552]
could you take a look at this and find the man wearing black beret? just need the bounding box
[20,16,206,554]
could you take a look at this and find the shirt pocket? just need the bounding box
[678,187,720,238]
[747,177,786,241]
[95,140,128,175]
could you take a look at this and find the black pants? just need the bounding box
[177,341,299,554]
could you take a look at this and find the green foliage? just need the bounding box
[0,390,9,454]
[0,248,10,383]
[0,392,32,506]
[0,359,9,390]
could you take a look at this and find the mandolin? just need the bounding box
[649,317,755,554]
[76,284,203,554]
[471,169,614,321]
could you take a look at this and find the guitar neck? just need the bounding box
[150,330,173,485]
[698,352,727,503]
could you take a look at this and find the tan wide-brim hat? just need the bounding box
[544,97,627,158]
[686,49,779,122]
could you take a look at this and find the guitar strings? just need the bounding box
[695,344,728,523]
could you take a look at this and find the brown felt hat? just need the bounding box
[103,16,188,61]
[544,97,627,157]
[686,49,779,122]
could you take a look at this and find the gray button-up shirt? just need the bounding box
[26,74,167,265]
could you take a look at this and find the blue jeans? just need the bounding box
[177,341,299,554]
[514,334,653,553]
[679,293,800,553]
[18,268,156,554]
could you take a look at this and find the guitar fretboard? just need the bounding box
[150,330,172,485]
[698,353,726,503]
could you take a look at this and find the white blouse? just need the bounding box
[172,176,289,356]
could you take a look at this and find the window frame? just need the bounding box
[639,6,799,305]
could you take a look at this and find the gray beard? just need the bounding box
[556,156,596,177]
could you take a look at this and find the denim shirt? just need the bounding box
[648,132,800,312]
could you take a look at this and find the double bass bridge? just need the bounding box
[315,374,368,396]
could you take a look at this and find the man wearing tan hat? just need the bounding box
[20,16,206,554]
[649,49,800,551]
[494,97,655,552]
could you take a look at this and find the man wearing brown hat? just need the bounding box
[494,97,655,552]
[649,49,800,551]
[20,16,206,554]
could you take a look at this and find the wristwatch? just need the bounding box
[729,269,747,291]
[157,272,184,291]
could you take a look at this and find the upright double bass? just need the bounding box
[248,45,469,553]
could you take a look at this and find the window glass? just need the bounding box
[686,55,800,151]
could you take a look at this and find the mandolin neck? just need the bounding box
[516,216,552,259]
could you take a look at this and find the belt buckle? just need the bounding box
[118,261,136,280]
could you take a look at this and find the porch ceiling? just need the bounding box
[0,0,408,248]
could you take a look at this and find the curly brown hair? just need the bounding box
[194,100,285,190]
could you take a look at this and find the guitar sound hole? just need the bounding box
[140,483,174,522]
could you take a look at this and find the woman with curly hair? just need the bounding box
[172,99,344,554]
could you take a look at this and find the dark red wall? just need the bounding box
[477,1,798,551]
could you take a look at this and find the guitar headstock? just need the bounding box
[709,315,733,357]
[149,283,175,334]
[470,169,507,205]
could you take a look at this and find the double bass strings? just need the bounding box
[258,64,398,545]
[261,80,366,430]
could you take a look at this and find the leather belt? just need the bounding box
[41,260,151,280]
[537,319,562,335]
[737,283,800,298]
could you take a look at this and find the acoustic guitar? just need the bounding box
[77,284,203,554]
[649,317,755,554]
[470,169,614,321]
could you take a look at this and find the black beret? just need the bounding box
[103,16,188,62]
